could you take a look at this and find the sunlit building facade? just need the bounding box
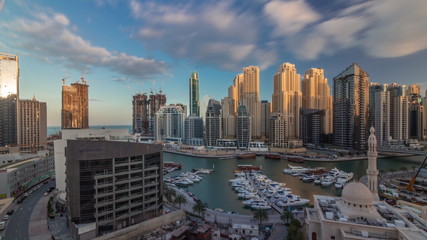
[189,71,200,117]
[0,53,19,147]
[61,80,89,129]
[18,97,47,152]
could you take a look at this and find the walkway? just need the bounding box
[28,195,51,240]
[171,186,283,225]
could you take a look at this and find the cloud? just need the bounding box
[130,0,276,70]
[1,11,169,80]
[129,0,427,66]
[264,0,320,36]
[287,0,427,60]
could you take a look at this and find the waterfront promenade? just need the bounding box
[171,186,284,225]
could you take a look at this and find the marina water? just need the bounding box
[165,152,424,215]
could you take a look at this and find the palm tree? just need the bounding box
[174,194,187,209]
[164,187,176,202]
[281,210,293,225]
[253,209,269,225]
[400,166,407,173]
[390,168,396,175]
[192,200,208,219]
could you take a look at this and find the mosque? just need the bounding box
[305,127,427,240]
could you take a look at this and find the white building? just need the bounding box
[306,128,427,239]
[155,104,186,142]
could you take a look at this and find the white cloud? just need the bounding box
[264,0,320,36]
[1,11,168,80]
[130,0,273,70]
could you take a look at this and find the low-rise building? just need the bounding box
[65,140,163,238]
[0,156,54,198]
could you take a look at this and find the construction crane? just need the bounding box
[62,76,69,85]
[405,155,427,192]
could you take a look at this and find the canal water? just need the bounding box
[164,152,424,215]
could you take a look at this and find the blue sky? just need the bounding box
[0,0,426,126]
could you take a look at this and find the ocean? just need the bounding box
[47,125,132,136]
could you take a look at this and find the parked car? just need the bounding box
[2,215,9,221]
[6,210,14,215]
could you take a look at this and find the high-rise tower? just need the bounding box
[19,97,47,152]
[241,66,261,138]
[189,71,200,117]
[271,62,302,139]
[301,68,333,134]
[132,93,149,134]
[369,83,390,147]
[61,78,89,129]
[333,63,369,150]
[0,53,19,147]
[367,127,379,200]
[205,99,222,146]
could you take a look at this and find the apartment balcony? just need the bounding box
[144,181,158,187]
[94,181,114,189]
[115,204,130,212]
[144,173,158,179]
[128,169,143,175]
[130,174,143,180]
[96,191,114,199]
[144,166,159,171]
[96,208,114,217]
[95,199,113,208]
[94,171,113,180]
[97,217,114,226]
[144,189,158,196]
[115,211,130,220]
[115,177,130,184]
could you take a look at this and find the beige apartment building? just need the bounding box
[18,97,47,152]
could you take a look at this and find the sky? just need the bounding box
[0,0,426,127]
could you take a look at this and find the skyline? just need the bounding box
[0,0,427,126]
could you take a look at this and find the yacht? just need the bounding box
[251,201,271,210]
[321,177,334,186]
[314,178,321,185]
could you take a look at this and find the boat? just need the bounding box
[334,182,343,189]
[287,156,304,163]
[237,153,257,159]
[251,201,271,210]
[302,175,315,183]
[237,165,261,171]
[321,177,334,186]
[264,153,282,159]
[308,167,326,175]
[286,165,311,174]
[314,178,321,185]
[243,198,262,206]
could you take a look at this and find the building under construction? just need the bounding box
[133,91,166,135]
[61,78,89,129]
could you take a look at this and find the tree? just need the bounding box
[389,168,396,175]
[400,166,407,173]
[253,209,269,225]
[281,210,293,225]
[164,187,176,202]
[193,200,208,220]
[286,218,303,240]
[174,194,187,209]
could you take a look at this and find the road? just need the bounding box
[3,180,54,240]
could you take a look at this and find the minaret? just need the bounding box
[367,126,379,200]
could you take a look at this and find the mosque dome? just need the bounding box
[342,182,375,206]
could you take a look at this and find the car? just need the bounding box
[0,221,5,231]
[2,215,9,221]
[44,192,48,196]
[6,210,13,215]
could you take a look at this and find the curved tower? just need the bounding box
[367,126,379,200]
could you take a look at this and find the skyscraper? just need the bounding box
[300,108,326,146]
[189,71,200,117]
[155,104,185,142]
[260,100,271,138]
[0,53,19,147]
[132,93,149,134]
[184,115,204,146]
[61,79,89,129]
[269,113,286,148]
[241,66,261,138]
[205,99,222,146]
[18,97,47,152]
[237,105,250,149]
[228,74,243,115]
[149,91,166,135]
[409,98,424,141]
[221,97,236,138]
[424,89,427,139]
[333,63,369,150]
[271,62,302,139]
[301,68,333,134]
[388,83,409,142]
[369,83,390,147]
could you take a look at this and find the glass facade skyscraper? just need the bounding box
[0,53,19,147]
[189,71,200,117]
